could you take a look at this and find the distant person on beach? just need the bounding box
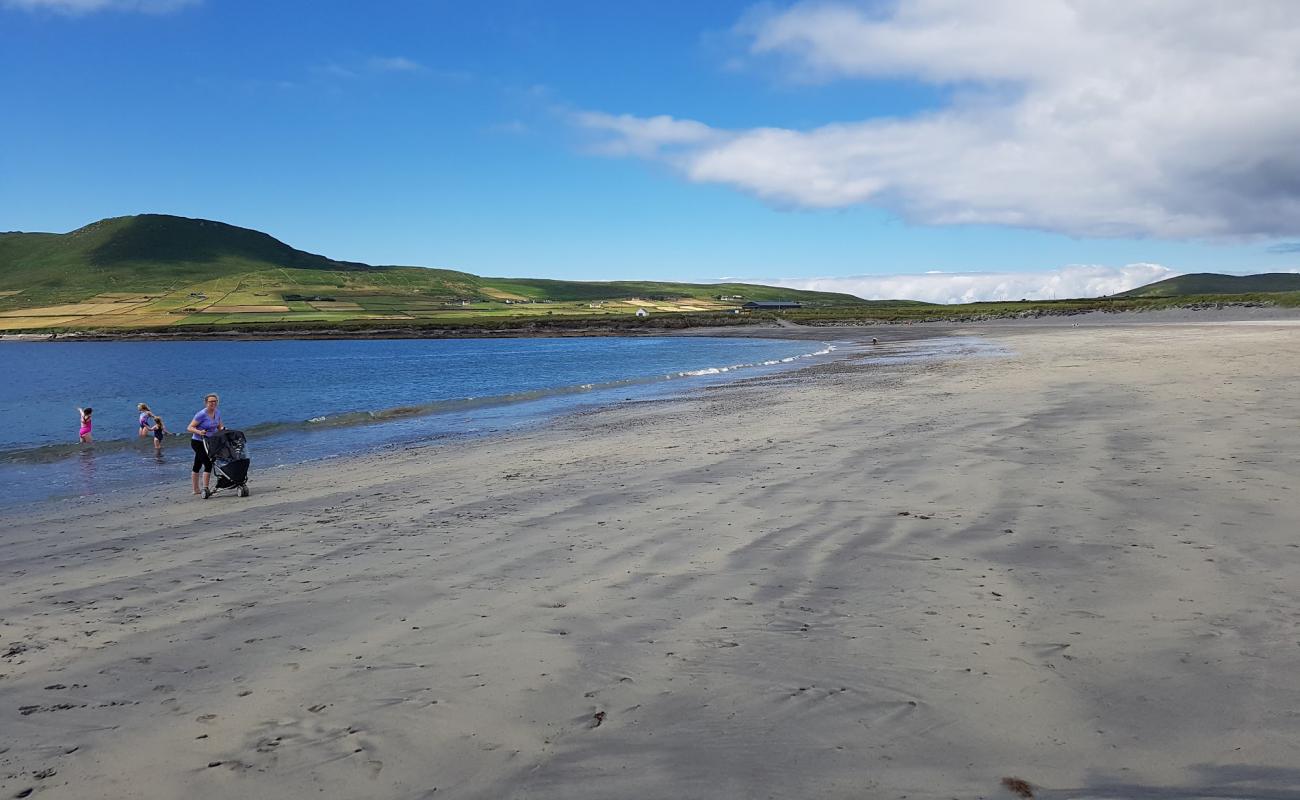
[77,407,93,443]
[151,415,168,452]
[186,393,224,495]
[138,403,154,438]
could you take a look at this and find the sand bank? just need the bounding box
[2,322,1299,799]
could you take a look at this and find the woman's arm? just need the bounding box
[187,416,204,436]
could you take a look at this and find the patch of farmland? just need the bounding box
[78,314,185,328]
[199,305,292,313]
[0,302,146,317]
[92,293,153,302]
[0,315,83,329]
[480,288,533,301]
[308,301,364,311]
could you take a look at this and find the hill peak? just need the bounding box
[1118,272,1300,297]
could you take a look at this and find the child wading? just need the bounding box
[138,403,155,438]
[151,415,168,451]
[77,407,93,443]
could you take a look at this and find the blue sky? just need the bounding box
[4,0,1299,301]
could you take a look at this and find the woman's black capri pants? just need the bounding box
[191,438,213,473]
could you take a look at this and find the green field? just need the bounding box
[0,215,875,331]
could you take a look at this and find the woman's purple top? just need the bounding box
[191,408,221,441]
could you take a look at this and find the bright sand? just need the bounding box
[2,321,1299,799]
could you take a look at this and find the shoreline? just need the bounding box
[2,320,1299,798]
[4,303,1299,343]
[0,333,878,510]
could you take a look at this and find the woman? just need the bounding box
[186,393,224,496]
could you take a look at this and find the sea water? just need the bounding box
[0,334,1005,509]
[0,336,851,508]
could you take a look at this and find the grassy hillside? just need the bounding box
[1117,272,1300,297]
[0,215,484,308]
[0,215,870,330]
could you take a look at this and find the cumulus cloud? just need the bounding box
[755,263,1179,304]
[3,0,196,12]
[575,112,722,158]
[577,1,1300,239]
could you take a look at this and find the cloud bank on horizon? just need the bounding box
[578,0,1300,241]
[759,263,1179,304]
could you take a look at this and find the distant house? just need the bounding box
[635,307,649,317]
[742,301,802,311]
[717,294,744,301]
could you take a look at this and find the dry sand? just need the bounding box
[2,322,1299,800]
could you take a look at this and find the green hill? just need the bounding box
[1116,272,1300,297]
[0,214,873,330]
[0,215,490,308]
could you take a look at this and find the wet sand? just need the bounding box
[2,321,1299,799]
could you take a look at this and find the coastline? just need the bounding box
[3,319,1299,798]
[4,303,1299,343]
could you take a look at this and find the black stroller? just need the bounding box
[203,430,251,498]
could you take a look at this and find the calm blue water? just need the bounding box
[0,336,846,508]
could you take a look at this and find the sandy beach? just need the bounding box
[2,320,1299,800]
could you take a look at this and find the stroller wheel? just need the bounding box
[239,486,250,498]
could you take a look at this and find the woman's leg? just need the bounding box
[191,440,205,493]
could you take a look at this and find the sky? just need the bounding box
[4,0,1300,302]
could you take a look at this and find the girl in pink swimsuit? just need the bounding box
[77,407,93,443]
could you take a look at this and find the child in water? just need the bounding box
[151,415,167,451]
[138,403,154,438]
[77,407,93,443]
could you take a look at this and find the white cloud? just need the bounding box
[368,56,426,74]
[756,263,1179,304]
[575,112,722,158]
[316,63,358,79]
[316,56,470,84]
[577,1,1300,239]
[3,0,196,13]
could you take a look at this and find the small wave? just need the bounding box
[679,367,725,376]
[0,433,190,465]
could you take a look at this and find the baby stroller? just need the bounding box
[203,430,251,498]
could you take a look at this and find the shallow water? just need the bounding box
[0,336,840,507]
[0,334,1000,509]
